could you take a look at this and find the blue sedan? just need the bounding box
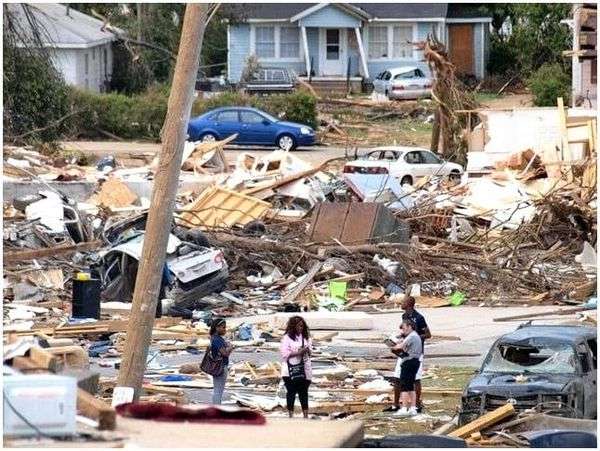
[187,107,316,151]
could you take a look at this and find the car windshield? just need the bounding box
[256,110,278,123]
[482,341,577,375]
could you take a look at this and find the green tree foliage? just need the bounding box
[527,63,571,106]
[484,3,572,76]
[3,4,71,143]
[71,3,229,92]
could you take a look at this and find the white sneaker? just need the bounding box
[408,407,418,417]
[394,407,410,417]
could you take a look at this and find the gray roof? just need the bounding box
[5,3,117,48]
[229,3,489,21]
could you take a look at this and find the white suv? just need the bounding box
[343,146,463,186]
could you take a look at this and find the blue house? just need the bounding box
[227,3,492,90]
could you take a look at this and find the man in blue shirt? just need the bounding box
[401,296,431,412]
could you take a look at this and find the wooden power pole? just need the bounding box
[116,3,212,399]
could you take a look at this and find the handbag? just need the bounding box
[200,338,225,377]
[287,338,306,380]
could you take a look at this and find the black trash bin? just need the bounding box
[72,278,101,319]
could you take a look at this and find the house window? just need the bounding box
[280,27,299,58]
[368,26,388,59]
[255,26,275,58]
[393,26,413,58]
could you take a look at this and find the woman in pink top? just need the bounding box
[280,316,312,418]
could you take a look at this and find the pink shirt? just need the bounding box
[280,334,313,380]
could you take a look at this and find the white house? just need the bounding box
[6,3,117,92]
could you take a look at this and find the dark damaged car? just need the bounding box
[459,325,597,425]
[96,213,228,313]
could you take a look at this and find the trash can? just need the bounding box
[71,279,101,319]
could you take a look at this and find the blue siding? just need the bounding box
[228,24,250,83]
[473,23,483,78]
[298,5,361,28]
[307,27,319,75]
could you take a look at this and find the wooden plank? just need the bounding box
[77,388,116,430]
[3,240,102,263]
[449,404,515,438]
[280,261,323,304]
[29,346,62,372]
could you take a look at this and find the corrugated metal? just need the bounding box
[176,186,271,230]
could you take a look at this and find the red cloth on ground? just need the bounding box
[116,402,266,425]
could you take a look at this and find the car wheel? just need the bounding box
[449,171,461,184]
[400,175,413,186]
[200,132,217,143]
[277,134,296,151]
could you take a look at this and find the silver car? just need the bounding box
[373,66,432,100]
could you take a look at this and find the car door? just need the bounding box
[373,72,386,93]
[214,110,241,142]
[403,150,428,177]
[581,339,597,417]
[239,110,274,144]
[419,150,446,176]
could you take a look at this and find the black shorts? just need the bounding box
[399,358,420,391]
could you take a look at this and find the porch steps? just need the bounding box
[303,79,363,95]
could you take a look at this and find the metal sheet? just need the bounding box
[308,203,349,242]
[340,203,379,245]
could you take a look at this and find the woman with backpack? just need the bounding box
[206,318,234,405]
[280,316,312,418]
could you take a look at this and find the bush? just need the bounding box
[69,86,169,140]
[527,63,571,107]
[68,87,318,140]
[3,47,71,143]
[192,91,318,129]
[487,35,518,76]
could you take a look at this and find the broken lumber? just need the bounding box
[3,240,103,263]
[449,404,515,438]
[77,388,117,430]
[280,261,323,304]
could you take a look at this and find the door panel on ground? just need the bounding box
[239,111,274,144]
[215,110,241,142]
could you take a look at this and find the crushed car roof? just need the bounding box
[501,325,596,343]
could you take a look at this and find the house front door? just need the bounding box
[320,28,347,76]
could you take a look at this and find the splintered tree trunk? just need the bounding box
[430,109,441,153]
[116,4,211,399]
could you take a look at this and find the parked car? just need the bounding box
[459,325,597,425]
[343,146,463,186]
[187,107,316,151]
[373,66,432,100]
[97,213,229,314]
[243,67,296,94]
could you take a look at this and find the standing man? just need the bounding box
[401,296,431,412]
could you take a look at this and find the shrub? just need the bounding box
[192,91,318,129]
[68,86,168,140]
[3,47,71,143]
[68,87,318,140]
[527,63,571,107]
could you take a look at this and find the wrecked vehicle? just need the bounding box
[97,214,228,312]
[343,147,463,186]
[459,325,597,425]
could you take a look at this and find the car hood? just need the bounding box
[465,372,575,396]
[276,121,308,130]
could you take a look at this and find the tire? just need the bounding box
[277,133,296,151]
[200,132,217,143]
[400,175,413,186]
[449,171,461,183]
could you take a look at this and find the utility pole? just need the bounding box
[116,3,212,400]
